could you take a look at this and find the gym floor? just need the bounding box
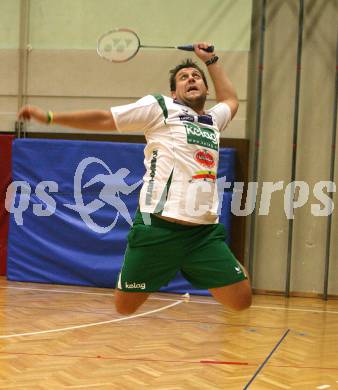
[0,277,337,389]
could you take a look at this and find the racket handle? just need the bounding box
[177,45,214,53]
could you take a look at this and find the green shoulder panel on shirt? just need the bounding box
[152,94,168,122]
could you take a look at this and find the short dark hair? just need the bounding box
[169,59,208,91]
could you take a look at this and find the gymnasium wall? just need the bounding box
[246,0,337,296]
[0,0,337,296]
[0,0,251,138]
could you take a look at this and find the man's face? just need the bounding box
[171,67,208,111]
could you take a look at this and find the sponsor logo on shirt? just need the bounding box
[125,282,146,290]
[189,170,216,183]
[194,149,215,168]
[184,122,218,151]
[197,114,213,126]
[179,114,214,126]
[179,114,194,122]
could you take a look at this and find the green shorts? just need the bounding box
[116,210,247,292]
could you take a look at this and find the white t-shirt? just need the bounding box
[110,95,232,224]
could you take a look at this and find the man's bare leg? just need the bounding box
[114,290,151,315]
[209,279,252,311]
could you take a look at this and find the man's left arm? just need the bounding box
[194,43,239,119]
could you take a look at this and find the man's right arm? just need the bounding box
[17,105,116,131]
[194,43,239,119]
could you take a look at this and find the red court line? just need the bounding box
[1,351,337,371]
[0,351,248,366]
[200,360,248,365]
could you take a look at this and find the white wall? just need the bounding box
[0,0,252,138]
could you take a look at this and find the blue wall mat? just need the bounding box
[7,139,235,296]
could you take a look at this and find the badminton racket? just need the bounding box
[97,28,214,63]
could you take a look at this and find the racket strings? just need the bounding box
[98,30,140,62]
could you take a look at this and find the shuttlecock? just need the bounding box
[182,292,190,302]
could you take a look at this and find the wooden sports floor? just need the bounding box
[0,277,337,389]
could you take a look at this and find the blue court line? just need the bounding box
[243,328,290,389]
